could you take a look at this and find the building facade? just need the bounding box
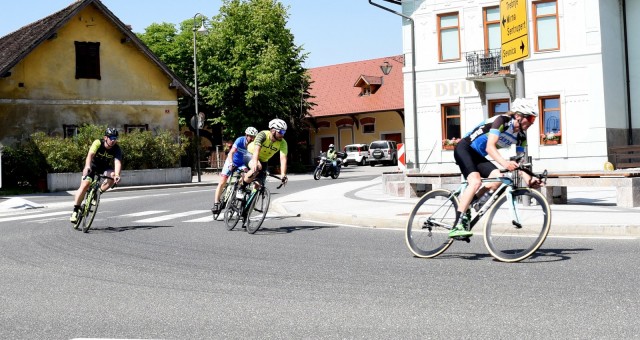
[0,0,192,146]
[395,0,639,172]
[307,56,405,156]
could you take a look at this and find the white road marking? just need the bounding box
[135,210,210,223]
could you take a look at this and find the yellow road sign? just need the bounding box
[500,0,529,65]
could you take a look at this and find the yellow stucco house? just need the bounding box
[0,0,193,146]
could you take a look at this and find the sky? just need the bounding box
[0,0,403,68]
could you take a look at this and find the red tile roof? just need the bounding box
[307,55,404,118]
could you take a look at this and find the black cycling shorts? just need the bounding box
[453,140,497,179]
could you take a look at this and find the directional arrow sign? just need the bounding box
[500,0,530,66]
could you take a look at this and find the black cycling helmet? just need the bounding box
[105,127,119,138]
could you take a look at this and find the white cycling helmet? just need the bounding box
[328,144,335,149]
[510,98,538,117]
[269,118,288,131]
[245,126,258,136]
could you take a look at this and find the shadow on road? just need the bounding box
[91,225,175,233]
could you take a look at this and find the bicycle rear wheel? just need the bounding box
[82,188,100,233]
[405,189,457,258]
[483,188,551,262]
[224,186,243,231]
[245,188,271,234]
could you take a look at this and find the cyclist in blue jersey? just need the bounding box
[449,98,542,238]
[211,126,258,214]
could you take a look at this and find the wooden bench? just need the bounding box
[404,172,462,198]
[609,145,640,169]
[542,170,640,208]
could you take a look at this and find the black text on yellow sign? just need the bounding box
[500,0,530,66]
[501,37,529,65]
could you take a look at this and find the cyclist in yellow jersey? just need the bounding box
[240,118,289,189]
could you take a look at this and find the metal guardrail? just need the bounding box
[465,49,513,78]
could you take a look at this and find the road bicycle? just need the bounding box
[73,173,114,233]
[212,169,244,221]
[224,172,285,234]
[405,161,551,262]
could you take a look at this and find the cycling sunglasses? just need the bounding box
[277,129,286,136]
[108,136,118,141]
[524,115,536,124]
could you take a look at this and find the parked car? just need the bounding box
[368,140,398,166]
[343,144,369,166]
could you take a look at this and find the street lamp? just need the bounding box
[380,61,392,75]
[192,12,207,182]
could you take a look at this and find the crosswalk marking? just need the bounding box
[0,211,69,223]
[121,211,168,217]
[0,208,286,224]
[185,216,214,222]
[135,210,210,223]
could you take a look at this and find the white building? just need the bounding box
[393,0,639,172]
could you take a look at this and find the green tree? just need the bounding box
[198,0,310,138]
[137,0,315,169]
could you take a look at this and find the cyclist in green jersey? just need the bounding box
[239,118,289,191]
[70,127,123,223]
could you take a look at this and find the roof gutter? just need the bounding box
[368,0,419,169]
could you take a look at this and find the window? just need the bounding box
[483,6,501,53]
[63,124,78,138]
[360,117,375,134]
[125,124,149,133]
[442,103,461,141]
[438,12,460,62]
[75,41,101,79]
[539,96,562,144]
[533,1,559,51]
[488,99,510,117]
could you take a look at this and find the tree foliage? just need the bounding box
[198,0,310,138]
[136,0,312,140]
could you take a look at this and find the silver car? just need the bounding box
[368,140,398,166]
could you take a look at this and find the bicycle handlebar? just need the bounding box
[267,172,287,189]
[500,161,548,184]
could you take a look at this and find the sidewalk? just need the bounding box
[269,175,640,238]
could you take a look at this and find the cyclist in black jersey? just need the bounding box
[70,127,123,224]
[449,98,542,238]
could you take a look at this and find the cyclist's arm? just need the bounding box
[279,152,288,178]
[83,140,101,175]
[485,133,518,171]
[250,144,262,171]
[113,158,123,183]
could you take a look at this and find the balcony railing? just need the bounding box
[465,49,514,79]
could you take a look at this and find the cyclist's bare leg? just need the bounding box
[458,171,482,214]
[73,178,92,206]
[214,175,230,204]
[243,159,261,186]
[100,171,118,192]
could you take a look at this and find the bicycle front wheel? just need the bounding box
[405,189,457,258]
[82,188,100,233]
[245,188,271,234]
[484,188,551,262]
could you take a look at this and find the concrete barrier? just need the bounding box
[46,167,192,192]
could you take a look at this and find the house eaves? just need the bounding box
[0,0,194,98]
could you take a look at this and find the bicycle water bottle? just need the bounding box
[473,191,492,211]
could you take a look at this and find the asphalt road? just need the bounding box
[1,165,639,339]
